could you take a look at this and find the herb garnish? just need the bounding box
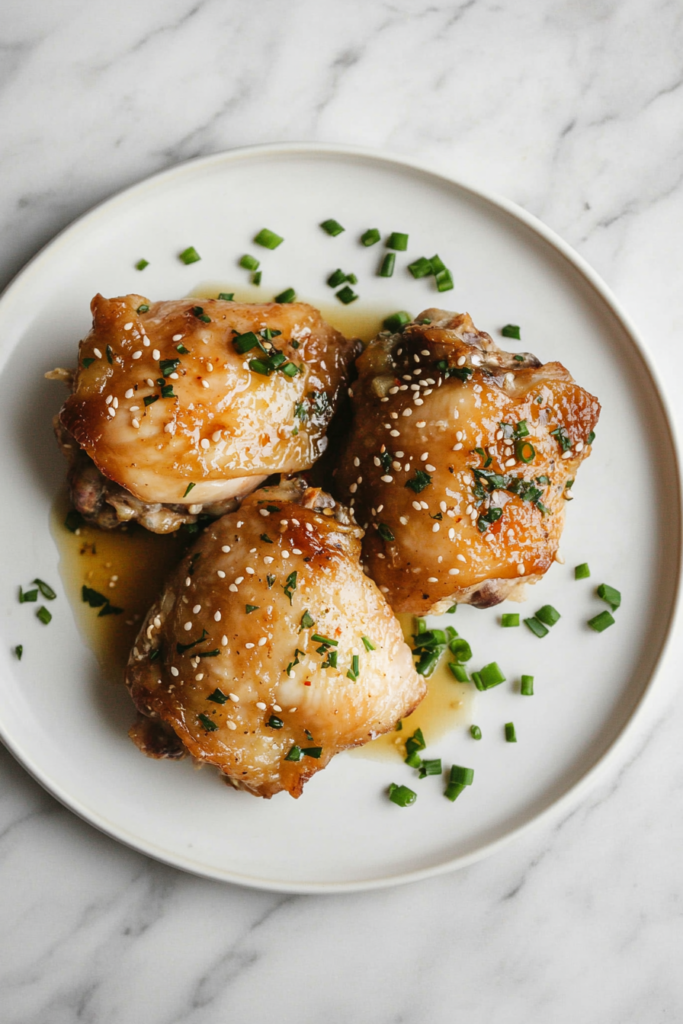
[377,523,395,542]
[197,713,218,731]
[36,606,52,625]
[33,579,56,600]
[405,469,432,493]
[283,571,297,604]
[81,585,123,617]
[207,688,228,704]
[300,610,315,630]
[176,628,209,654]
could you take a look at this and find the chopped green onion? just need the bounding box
[597,583,621,610]
[449,637,472,663]
[179,246,201,265]
[501,613,519,627]
[197,648,220,658]
[395,721,403,731]
[283,571,297,604]
[197,713,218,731]
[82,358,95,368]
[361,636,376,651]
[249,358,272,375]
[19,587,38,604]
[470,725,482,740]
[471,671,483,691]
[388,783,417,807]
[447,604,457,614]
[33,579,56,601]
[575,562,591,580]
[521,674,534,696]
[418,758,442,779]
[336,285,358,304]
[254,228,283,249]
[232,331,261,354]
[588,430,596,444]
[379,253,395,277]
[430,254,446,274]
[524,616,548,638]
[415,649,442,677]
[218,292,234,301]
[135,259,149,270]
[321,219,345,236]
[302,746,322,758]
[137,304,149,314]
[516,440,536,463]
[285,745,302,762]
[444,782,466,802]
[377,523,395,542]
[448,663,469,682]
[252,271,262,286]
[106,345,113,364]
[327,269,347,288]
[347,273,358,284]
[478,661,506,690]
[405,751,421,768]
[383,311,412,332]
[514,354,524,362]
[245,604,259,615]
[239,254,260,271]
[176,627,208,654]
[449,765,474,786]
[275,287,296,304]
[588,610,615,632]
[36,606,52,625]
[515,420,529,437]
[300,610,315,630]
[505,722,517,742]
[311,633,338,646]
[64,510,84,532]
[266,574,275,588]
[502,324,521,339]
[183,483,195,497]
[14,645,23,660]
[536,604,561,627]
[361,228,381,246]
[207,688,228,704]
[267,715,284,729]
[387,232,408,251]
[144,395,158,407]
[407,257,433,279]
[176,343,190,354]
[405,728,426,759]
[435,268,454,292]
[405,469,432,493]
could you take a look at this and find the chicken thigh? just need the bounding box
[125,479,425,798]
[336,309,600,614]
[56,295,358,532]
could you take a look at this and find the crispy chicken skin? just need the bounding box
[336,309,600,614]
[57,295,358,531]
[125,479,425,798]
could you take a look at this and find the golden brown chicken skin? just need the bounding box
[57,295,358,532]
[125,479,425,798]
[335,309,600,614]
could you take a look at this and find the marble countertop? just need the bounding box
[2,1,683,1020]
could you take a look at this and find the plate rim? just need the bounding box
[0,140,680,893]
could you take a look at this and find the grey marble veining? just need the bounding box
[2,0,683,1020]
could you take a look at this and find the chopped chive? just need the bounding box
[299,610,315,630]
[521,674,534,696]
[160,384,175,399]
[435,268,454,292]
[361,635,376,651]
[536,604,561,627]
[515,419,529,437]
[311,633,338,646]
[176,627,209,654]
[252,271,262,286]
[505,722,517,742]
[404,751,422,768]
[33,579,56,601]
[327,269,347,288]
[449,638,472,663]
[144,395,158,407]
[471,671,483,691]
[597,583,621,611]
[135,259,149,270]
[239,254,260,271]
[418,758,442,778]
[36,606,52,625]
[575,562,591,580]
[361,228,381,246]
[336,285,358,304]
[516,440,536,463]
[280,361,301,377]
[197,713,218,731]
[502,324,521,340]
[14,645,23,660]
[197,648,220,659]
[249,358,272,375]
[179,246,201,265]
[501,613,519,627]
[388,783,417,807]
[377,523,395,542]
[218,292,234,301]
[448,663,469,682]
[302,746,322,758]
[478,661,506,690]
[283,571,297,604]
[106,345,113,364]
[274,287,296,304]
[405,728,426,759]
[430,254,446,274]
[233,330,261,354]
[183,483,196,497]
[254,228,283,249]
[285,745,302,762]
[82,358,95,368]
[191,305,211,323]
[514,354,524,362]
[447,605,457,614]
[266,715,284,729]
[266,574,275,588]
[136,303,149,314]
[387,232,408,251]
[346,273,358,284]
[470,725,482,740]
[588,610,615,632]
[383,311,412,332]
[379,253,395,277]
[19,587,38,604]
[245,605,259,615]
[175,343,190,355]
[524,616,549,638]
[444,782,466,802]
[396,721,403,731]
[588,430,596,444]
[407,256,433,279]
[207,688,228,704]
[321,219,345,236]
[65,510,84,532]
[449,765,474,786]
[405,469,432,493]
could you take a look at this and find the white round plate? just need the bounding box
[0,144,679,893]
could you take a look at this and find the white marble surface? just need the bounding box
[2,0,683,1020]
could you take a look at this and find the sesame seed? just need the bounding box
[132,351,142,360]
[184,622,192,631]
[237,521,244,528]
[260,509,270,516]
[395,451,404,457]
[192,604,201,614]
[448,568,460,576]
[93,348,102,358]
[457,356,466,367]
[229,693,239,702]
[377,504,384,513]
[456,431,463,441]
[414,398,424,406]
[440,501,447,512]
[264,556,274,564]
[452,443,463,451]
[222,635,228,645]
[412,501,422,511]
[380,586,389,593]
[349,483,358,493]
[246,567,255,575]
[373,457,381,467]
[353,457,360,467]
[226,720,237,731]
[428,576,438,582]
[152,349,160,360]
[124,322,133,330]
[185,577,191,586]
[201,379,210,388]
[132,418,140,428]
[212,431,222,442]
[420,500,429,510]
[555,550,565,564]
[235,576,244,584]
[389,387,398,395]
[348,388,354,397]
[245,642,254,649]
[390,412,398,420]
[517,563,525,574]
[424,389,433,396]
[381,474,394,483]
[448,528,455,540]
[425,464,436,472]
[143,338,150,347]
[403,408,413,416]
[214,611,222,621]
[389,430,400,437]
[417,420,426,428]
[228,584,238,592]
[400,516,408,525]
[562,450,573,460]
[292,548,302,555]
[171,666,179,677]
[200,438,210,449]
[410,384,420,392]
[130,405,139,411]
[258,637,267,646]
[125,388,134,399]
[420,349,430,356]
[221,545,231,553]
[146,378,155,387]
[432,523,440,533]
[207,363,213,372]
[105,395,113,405]
[282,551,290,559]
[108,407,116,417]
[505,458,516,467]
[256,701,267,710]
[457,554,467,563]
